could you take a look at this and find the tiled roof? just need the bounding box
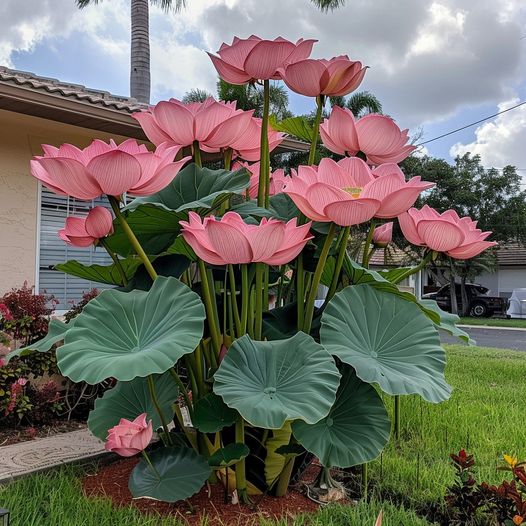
[495,244,526,267]
[0,66,147,113]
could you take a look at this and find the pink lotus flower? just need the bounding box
[233,161,288,199]
[398,205,497,259]
[180,212,313,266]
[59,207,113,248]
[372,222,393,247]
[230,117,285,162]
[31,139,190,200]
[320,107,415,164]
[278,56,366,97]
[133,98,254,152]
[105,413,153,457]
[208,35,316,84]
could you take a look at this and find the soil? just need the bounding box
[82,458,322,526]
[0,420,86,447]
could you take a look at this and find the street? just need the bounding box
[441,326,526,351]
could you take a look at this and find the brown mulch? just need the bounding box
[0,420,86,447]
[82,457,321,525]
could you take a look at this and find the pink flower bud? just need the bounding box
[105,413,153,457]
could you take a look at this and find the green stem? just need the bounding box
[228,265,242,337]
[169,368,194,420]
[193,140,202,167]
[198,260,222,356]
[234,417,249,503]
[276,265,286,308]
[362,463,368,500]
[362,219,377,268]
[392,251,434,284]
[257,79,270,208]
[303,223,337,334]
[296,254,305,330]
[141,450,161,479]
[254,263,264,340]
[184,355,199,401]
[194,343,206,395]
[240,265,249,335]
[109,197,157,281]
[100,239,128,286]
[308,95,324,166]
[147,375,172,445]
[224,148,233,171]
[326,226,350,302]
[394,395,401,443]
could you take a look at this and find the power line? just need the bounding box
[416,100,526,146]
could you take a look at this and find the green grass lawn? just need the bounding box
[459,316,526,328]
[1,344,525,525]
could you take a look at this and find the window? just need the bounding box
[38,187,114,310]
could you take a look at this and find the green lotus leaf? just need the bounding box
[129,447,211,502]
[320,284,452,403]
[192,393,238,433]
[166,236,197,261]
[419,298,475,345]
[208,443,250,469]
[377,267,414,283]
[128,163,250,212]
[88,372,178,440]
[57,276,205,384]
[213,333,341,429]
[269,115,314,143]
[105,204,186,257]
[275,444,305,458]
[6,319,72,362]
[55,258,143,286]
[292,365,391,468]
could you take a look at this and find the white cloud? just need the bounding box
[450,98,526,168]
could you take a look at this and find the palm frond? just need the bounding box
[182,88,213,103]
[150,0,186,12]
[75,0,100,8]
[346,90,383,117]
[311,0,346,12]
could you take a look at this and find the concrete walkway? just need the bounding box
[0,429,107,483]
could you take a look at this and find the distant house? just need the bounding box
[370,244,526,299]
[0,66,307,309]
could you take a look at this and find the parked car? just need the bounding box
[422,283,509,318]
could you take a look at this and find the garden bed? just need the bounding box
[0,420,86,447]
[82,458,321,526]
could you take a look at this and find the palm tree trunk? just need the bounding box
[130,0,150,103]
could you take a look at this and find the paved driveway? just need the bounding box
[441,326,526,351]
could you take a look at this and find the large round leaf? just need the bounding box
[320,284,451,403]
[55,258,142,286]
[208,443,250,469]
[213,333,341,429]
[192,393,238,433]
[129,447,211,502]
[292,365,390,468]
[57,276,205,384]
[88,372,178,440]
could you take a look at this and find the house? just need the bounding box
[0,66,308,309]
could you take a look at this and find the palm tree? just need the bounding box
[75,0,186,103]
[183,80,292,120]
[311,0,346,11]
[329,91,383,117]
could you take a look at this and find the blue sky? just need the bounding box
[2,0,526,168]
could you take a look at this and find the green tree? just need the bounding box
[329,91,383,117]
[75,0,186,103]
[311,0,346,11]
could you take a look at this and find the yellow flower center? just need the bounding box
[343,187,362,198]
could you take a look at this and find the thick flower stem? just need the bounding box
[198,260,222,356]
[254,263,265,340]
[234,417,249,503]
[303,223,337,334]
[326,226,351,302]
[193,140,203,167]
[392,250,434,284]
[109,196,158,281]
[257,79,270,208]
[275,457,295,497]
[169,368,194,420]
[100,239,128,286]
[296,254,305,330]
[228,265,242,338]
[362,219,377,268]
[240,265,249,335]
[308,95,325,166]
[224,148,233,171]
[147,375,172,445]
